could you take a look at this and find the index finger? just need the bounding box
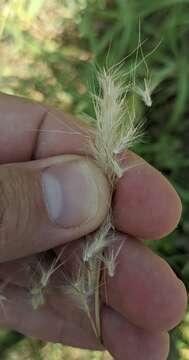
[0,93,182,240]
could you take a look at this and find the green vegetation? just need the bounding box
[0,0,189,359]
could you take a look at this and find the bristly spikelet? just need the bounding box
[0,292,8,316]
[30,251,64,310]
[98,241,124,278]
[134,77,153,107]
[90,66,141,185]
[31,287,45,310]
[82,213,113,263]
[63,263,99,336]
[64,265,94,309]
[0,279,11,318]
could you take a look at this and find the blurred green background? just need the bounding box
[0,0,189,359]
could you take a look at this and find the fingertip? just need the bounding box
[113,153,182,240]
[105,236,187,332]
[172,278,188,327]
[102,306,170,360]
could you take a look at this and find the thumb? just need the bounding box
[0,155,110,262]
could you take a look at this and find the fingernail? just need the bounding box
[42,159,99,228]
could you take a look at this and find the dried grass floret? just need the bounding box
[64,265,94,309]
[132,20,161,108]
[89,67,141,184]
[0,293,7,316]
[64,263,99,336]
[30,251,64,310]
[0,279,12,318]
[83,214,113,263]
[98,241,124,278]
[134,77,152,107]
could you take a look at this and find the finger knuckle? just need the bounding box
[0,168,30,253]
[0,177,9,240]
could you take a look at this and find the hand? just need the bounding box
[0,93,187,360]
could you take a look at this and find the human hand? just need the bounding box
[0,93,187,360]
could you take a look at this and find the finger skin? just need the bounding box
[0,284,69,344]
[0,236,187,333]
[113,151,182,240]
[104,235,187,332]
[0,93,91,163]
[0,93,182,240]
[0,283,169,360]
[0,93,45,163]
[0,156,110,262]
[102,306,170,360]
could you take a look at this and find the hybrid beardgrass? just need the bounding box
[28,60,145,338]
[76,33,158,334]
[73,61,144,338]
[27,35,156,339]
